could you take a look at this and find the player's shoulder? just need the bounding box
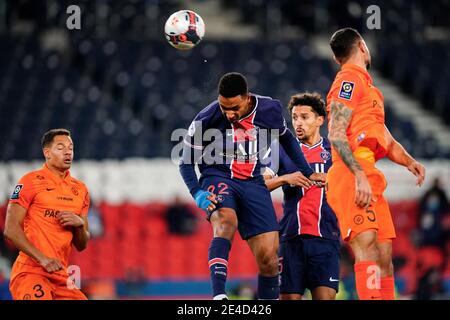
[196,100,221,120]
[19,168,48,184]
[322,136,331,147]
[322,137,332,151]
[69,176,89,192]
[254,94,282,110]
[333,67,365,87]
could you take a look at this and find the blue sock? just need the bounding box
[257,274,280,300]
[208,237,231,297]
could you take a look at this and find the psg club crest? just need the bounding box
[320,150,331,161]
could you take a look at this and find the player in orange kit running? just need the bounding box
[4,128,90,300]
[326,28,426,300]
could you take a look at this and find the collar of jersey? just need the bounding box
[341,63,372,85]
[299,137,323,149]
[237,94,258,122]
[42,163,71,184]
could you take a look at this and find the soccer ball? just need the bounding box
[164,10,205,50]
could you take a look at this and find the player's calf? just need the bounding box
[377,240,395,299]
[208,209,237,299]
[350,230,382,300]
[248,231,280,300]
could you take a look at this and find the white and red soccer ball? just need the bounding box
[164,10,205,50]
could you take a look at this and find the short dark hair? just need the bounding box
[41,128,71,148]
[287,92,326,118]
[218,72,248,98]
[330,28,362,63]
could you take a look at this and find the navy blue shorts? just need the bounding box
[279,235,340,294]
[200,175,279,240]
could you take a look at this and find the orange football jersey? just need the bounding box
[9,164,90,273]
[327,63,388,161]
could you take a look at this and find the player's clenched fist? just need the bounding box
[57,211,84,228]
[194,190,218,212]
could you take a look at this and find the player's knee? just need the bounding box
[213,219,237,239]
[358,241,380,262]
[351,231,380,262]
[256,251,278,275]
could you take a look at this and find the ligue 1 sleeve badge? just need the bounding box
[10,184,23,200]
[339,81,355,100]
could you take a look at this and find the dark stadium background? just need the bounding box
[0,0,449,300]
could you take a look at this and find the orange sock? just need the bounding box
[354,261,382,300]
[380,276,395,300]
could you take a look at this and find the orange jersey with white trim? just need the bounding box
[9,164,90,271]
[326,63,388,161]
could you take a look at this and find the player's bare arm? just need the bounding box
[384,126,425,186]
[58,212,90,251]
[328,100,372,207]
[263,171,311,191]
[4,203,63,272]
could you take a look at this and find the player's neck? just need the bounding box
[45,162,69,179]
[343,55,367,72]
[301,133,321,147]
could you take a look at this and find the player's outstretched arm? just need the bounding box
[328,100,372,208]
[384,125,425,186]
[4,203,63,272]
[263,171,311,191]
[278,129,314,178]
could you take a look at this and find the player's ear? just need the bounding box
[332,55,340,65]
[43,147,50,160]
[317,115,324,126]
[358,40,366,54]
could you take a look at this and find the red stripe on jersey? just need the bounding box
[298,186,324,237]
[208,258,228,268]
[230,111,257,179]
[297,139,326,237]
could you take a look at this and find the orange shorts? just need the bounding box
[9,261,87,300]
[326,159,396,242]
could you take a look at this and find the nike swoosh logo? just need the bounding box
[226,132,234,136]
[329,277,339,282]
[46,188,55,191]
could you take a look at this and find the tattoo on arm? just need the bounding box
[328,101,363,175]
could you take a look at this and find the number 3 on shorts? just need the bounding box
[33,284,45,298]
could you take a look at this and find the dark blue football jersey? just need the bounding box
[183,94,289,180]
